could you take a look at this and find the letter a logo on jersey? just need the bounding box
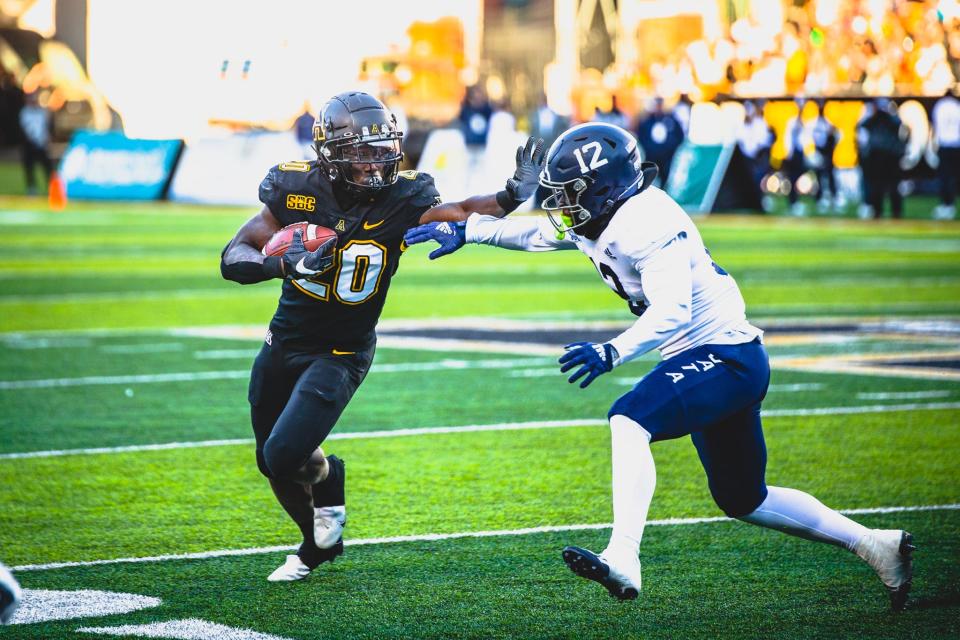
[336,219,346,232]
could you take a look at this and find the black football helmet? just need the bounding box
[313,92,403,191]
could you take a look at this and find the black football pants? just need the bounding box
[248,340,374,479]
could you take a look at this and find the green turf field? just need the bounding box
[0,198,958,639]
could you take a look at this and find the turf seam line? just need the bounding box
[3,402,960,460]
[12,503,958,573]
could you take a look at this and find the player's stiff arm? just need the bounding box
[404,122,915,611]
[220,91,545,581]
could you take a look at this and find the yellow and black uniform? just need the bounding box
[249,160,440,479]
[260,160,441,353]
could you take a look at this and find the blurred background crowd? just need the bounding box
[0,0,956,219]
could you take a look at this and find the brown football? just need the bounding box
[261,223,338,257]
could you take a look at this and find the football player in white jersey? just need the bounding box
[404,123,915,610]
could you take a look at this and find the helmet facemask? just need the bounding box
[540,173,597,233]
[318,134,402,191]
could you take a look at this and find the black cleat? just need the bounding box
[887,532,915,612]
[562,546,639,601]
[299,538,344,570]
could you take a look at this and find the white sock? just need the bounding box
[603,415,656,559]
[739,486,869,551]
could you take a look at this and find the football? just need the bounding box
[261,223,338,257]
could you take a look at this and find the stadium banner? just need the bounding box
[59,131,183,200]
[665,142,734,214]
[170,131,305,206]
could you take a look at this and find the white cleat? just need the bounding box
[314,505,346,549]
[562,546,641,601]
[854,529,915,611]
[267,554,312,582]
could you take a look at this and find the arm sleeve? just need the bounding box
[607,237,693,365]
[219,242,284,284]
[464,213,577,252]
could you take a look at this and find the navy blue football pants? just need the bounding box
[609,338,770,517]
[248,340,374,479]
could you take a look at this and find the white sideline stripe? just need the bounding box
[12,503,959,573]
[4,401,960,461]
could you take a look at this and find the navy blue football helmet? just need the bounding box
[539,122,656,234]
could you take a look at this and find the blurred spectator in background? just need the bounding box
[932,86,960,220]
[487,99,516,140]
[673,93,693,135]
[783,98,809,216]
[458,85,493,148]
[805,100,842,213]
[530,93,568,150]
[593,95,628,130]
[736,100,774,209]
[293,101,315,158]
[635,96,684,186]
[857,98,908,219]
[0,67,23,147]
[18,91,52,196]
[641,1,959,100]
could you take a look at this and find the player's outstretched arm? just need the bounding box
[417,136,545,224]
[405,212,577,260]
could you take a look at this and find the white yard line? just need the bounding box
[193,349,259,360]
[100,343,185,354]
[0,370,251,390]
[12,503,959,573]
[855,390,953,400]
[3,401,960,461]
[766,383,826,392]
[0,356,560,390]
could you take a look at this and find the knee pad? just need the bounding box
[710,481,767,519]
[262,437,303,480]
[255,448,274,479]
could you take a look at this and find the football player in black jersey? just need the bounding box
[220,91,544,581]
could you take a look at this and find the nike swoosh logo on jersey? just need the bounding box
[363,219,385,230]
[331,349,356,356]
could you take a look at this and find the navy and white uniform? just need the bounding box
[465,186,770,516]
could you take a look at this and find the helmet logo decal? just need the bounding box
[573,141,608,173]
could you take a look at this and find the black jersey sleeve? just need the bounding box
[258,165,285,213]
[258,163,315,227]
[399,171,443,227]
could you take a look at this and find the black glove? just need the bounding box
[503,136,545,205]
[281,229,335,280]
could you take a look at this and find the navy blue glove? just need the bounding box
[403,221,466,260]
[558,342,618,388]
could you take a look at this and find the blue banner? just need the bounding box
[59,131,183,200]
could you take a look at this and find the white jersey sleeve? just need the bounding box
[607,234,693,365]
[464,213,577,252]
